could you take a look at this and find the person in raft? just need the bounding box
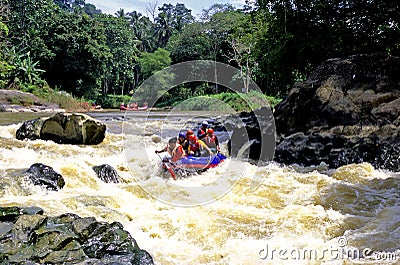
[155,133,187,162]
[203,128,220,153]
[197,120,209,140]
[184,129,194,152]
[187,134,213,157]
[178,131,189,154]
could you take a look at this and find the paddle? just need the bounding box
[156,152,176,180]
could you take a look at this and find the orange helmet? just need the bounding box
[207,128,214,134]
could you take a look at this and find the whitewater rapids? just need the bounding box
[0,112,398,264]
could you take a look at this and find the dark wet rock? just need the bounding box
[273,53,400,171]
[0,206,44,223]
[16,112,106,145]
[217,107,276,162]
[15,117,47,141]
[82,221,139,260]
[92,164,122,183]
[0,206,24,223]
[25,163,65,191]
[0,206,154,265]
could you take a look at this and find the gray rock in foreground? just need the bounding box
[16,112,106,145]
[0,206,154,265]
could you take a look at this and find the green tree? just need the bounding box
[138,47,171,81]
[250,0,400,95]
[228,14,259,93]
[8,0,55,57]
[98,14,140,96]
[54,0,85,11]
[135,48,173,103]
[167,22,211,63]
[0,1,14,89]
[83,3,102,16]
[115,8,129,20]
[200,3,235,22]
[13,51,45,84]
[40,10,110,97]
[207,9,246,93]
[167,7,250,94]
[0,0,10,47]
[154,3,194,47]
[128,11,155,52]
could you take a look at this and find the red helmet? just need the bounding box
[186,129,194,137]
[189,134,197,142]
[207,128,214,134]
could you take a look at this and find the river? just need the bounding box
[0,111,399,264]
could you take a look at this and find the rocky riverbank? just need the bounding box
[0,206,154,264]
[220,53,400,172]
[0,90,65,113]
[274,53,400,171]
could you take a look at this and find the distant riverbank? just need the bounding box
[0,89,65,113]
[0,89,111,114]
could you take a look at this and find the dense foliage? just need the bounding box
[0,0,398,106]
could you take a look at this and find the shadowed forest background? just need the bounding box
[0,0,399,109]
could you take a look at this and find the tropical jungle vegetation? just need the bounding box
[0,0,398,109]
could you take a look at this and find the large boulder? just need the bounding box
[216,107,276,162]
[0,206,154,265]
[16,112,106,145]
[273,53,400,171]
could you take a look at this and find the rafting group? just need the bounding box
[155,121,227,179]
[120,102,148,111]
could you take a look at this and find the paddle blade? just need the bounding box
[167,166,176,180]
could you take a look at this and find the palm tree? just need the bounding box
[115,8,129,22]
[128,11,155,52]
[154,12,173,47]
[154,3,194,48]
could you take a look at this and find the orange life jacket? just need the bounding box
[204,135,217,148]
[188,139,207,155]
[171,145,185,162]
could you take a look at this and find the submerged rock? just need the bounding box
[273,53,400,171]
[25,163,65,191]
[16,112,106,145]
[92,164,122,183]
[0,206,154,265]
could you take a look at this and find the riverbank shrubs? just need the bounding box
[45,90,86,110]
[171,91,281,112]
[98,95,134,109]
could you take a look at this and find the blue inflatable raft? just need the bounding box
[162,153,227,179]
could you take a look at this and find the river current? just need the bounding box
[0,111,399,264]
